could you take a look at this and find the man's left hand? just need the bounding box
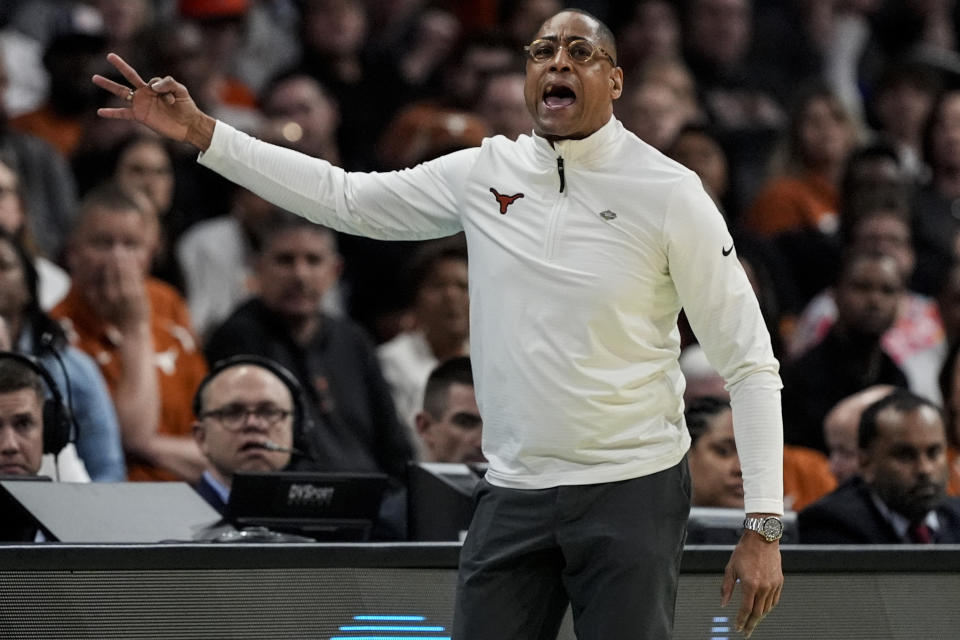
[721,525,783,638]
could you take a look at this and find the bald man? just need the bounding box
[823,385,897,484]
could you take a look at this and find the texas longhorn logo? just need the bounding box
[490,187,524,215]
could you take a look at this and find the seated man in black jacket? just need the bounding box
[204,211,413,482]
[782,251,908,453]
[799,389,960,544]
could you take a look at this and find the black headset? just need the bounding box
[192,355,311,437]
[0,351,72,455]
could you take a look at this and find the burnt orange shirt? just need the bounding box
[745,173,839,237]
[9,106,85,158]
[784,445,837,511]
[52,278,208,481]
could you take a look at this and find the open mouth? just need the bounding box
[543,84,576,109]
[240,441,269,453]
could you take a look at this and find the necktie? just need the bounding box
[908,521,933,544]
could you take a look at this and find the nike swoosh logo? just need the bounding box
[722,244,734,256]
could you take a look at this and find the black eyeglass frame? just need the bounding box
[200,405,293,430]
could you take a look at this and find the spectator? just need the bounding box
[95,0,155,72]
[822,385,896,485]
[680,347,835,510]
[415,356,484,464]
[682,0,786,208]
[260,71,341,164]
[175,189,275,340]
[177,0,256,108]
[636,57,701,126]
[745,85,860,306]
[620,79,695,152]
[869,61,940,182]
[782,251,908,453]
[52,183,208,482]
[789,205,945,403]
[0,47,78,260]
[294,0,408,170]
[8,6,110,159]
[378,237,469,454]
[936,261,960,348]
[150,16,259,130]
[837,142,913,236]
[935,338,960,496]
[0,354,50,478]
[0,353,66,540]
[685,396,742,508]
[109,133,185,291]
[799,389,960,544]
[390,6,462,97]
[0,227,125,482]
[191,355,298,515]
[440,29,517,113]
[666,123,730,213]
[476,70,533,140]
[499,0,562,49]
[0,156,69,309]
[613,0,682,76]
[912,90,960,295]
[204,211,413,481]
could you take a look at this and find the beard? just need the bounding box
[875,479,946,523]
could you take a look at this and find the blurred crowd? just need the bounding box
[3,0,960,541]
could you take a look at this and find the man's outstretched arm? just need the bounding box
[93,53,215,151]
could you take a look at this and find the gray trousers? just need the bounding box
[452,458,690,640]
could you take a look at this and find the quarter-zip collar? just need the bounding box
[530,115,622,167]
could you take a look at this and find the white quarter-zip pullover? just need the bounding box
[199,116,784,515]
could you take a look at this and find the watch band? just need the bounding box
[742,515,784,542]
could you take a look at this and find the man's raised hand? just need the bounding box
[92,53,215,151]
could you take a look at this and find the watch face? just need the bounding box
[762,517,784,540]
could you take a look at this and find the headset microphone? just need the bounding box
[261,440,312,459]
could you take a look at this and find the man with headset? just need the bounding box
[0,355,50,478]
[0,352,74,540]
[190,356,299,515]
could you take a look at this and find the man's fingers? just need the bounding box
[97,107,135,120]
[92,74,130,99]
[736,587,756,632]
[148,77,181,106]
[720,560,737,607]
[106,52,147,88]
[148,76,184,98]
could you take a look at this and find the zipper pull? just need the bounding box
[557,157,565,193]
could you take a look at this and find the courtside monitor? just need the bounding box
[0,479,223,543]
[407,462,486,541]
[226,471,388,541]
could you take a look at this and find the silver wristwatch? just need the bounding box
[742,516,784,542]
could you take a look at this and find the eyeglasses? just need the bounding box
[524,38,616,67]
[200,404,292,430]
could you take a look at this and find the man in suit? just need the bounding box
[800,388,960,543]
[191,358,296,515]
